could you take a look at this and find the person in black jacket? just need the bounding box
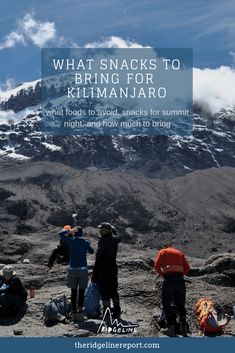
[0,265,27,317]
[92,222,121,319]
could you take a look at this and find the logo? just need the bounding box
[97,308,139,334]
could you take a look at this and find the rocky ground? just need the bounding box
[0,161,234,337]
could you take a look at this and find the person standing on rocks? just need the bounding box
[91,222,121,319]
[154,243,190,337]
[0,265,27,318]
[58,226,94,322]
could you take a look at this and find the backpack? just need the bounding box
[84,283,101,318]
[196,298,228,335]
[43,295,69,324]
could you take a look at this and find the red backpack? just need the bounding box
[196,298,228,335]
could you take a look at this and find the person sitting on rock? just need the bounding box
[91,222,121,319]
[58,226,94,322]
[154,243,190,337]
[47,225,72,268]
[0,265,27,317]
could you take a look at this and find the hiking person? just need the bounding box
[47,225,72,268]
[0,265,27,317]
[91,222,121,319]
[154,243,190,337]
[58,226,94,322]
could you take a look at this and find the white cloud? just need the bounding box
[0,13,57,50]
[0,17,148,51]
[0,78,15,92]
[0,31,25,49]
[20,13,56,47]
[84,36,149,48]
[193,66,235,113]
[0,110,15,124]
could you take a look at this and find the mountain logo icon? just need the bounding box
[97,308,139,334]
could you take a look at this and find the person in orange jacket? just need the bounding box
[154,243,190,337]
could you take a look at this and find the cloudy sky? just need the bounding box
[0,0,235,111]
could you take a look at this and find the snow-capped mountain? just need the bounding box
[0,80,234,178]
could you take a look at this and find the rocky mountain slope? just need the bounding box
[0,161,234,257]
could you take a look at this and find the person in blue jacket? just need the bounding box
[59,226,94,322]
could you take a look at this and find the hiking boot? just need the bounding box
[180,323,188,337]
[161,325,176,337]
